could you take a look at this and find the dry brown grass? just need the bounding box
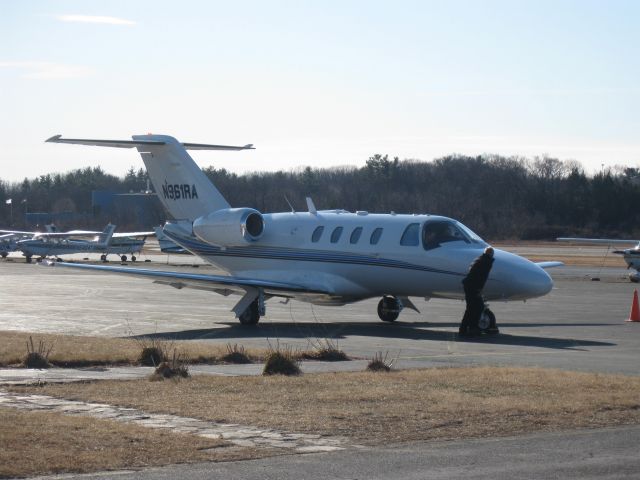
[16,367,640,444]
[0,331,266,367]
[0,407,267,478]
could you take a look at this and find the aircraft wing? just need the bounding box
[32,231,101,239]
[557,237,640,245]
[0,229,37,235]
[112,231,155,238]
[535,261,564,269]
[42,261,329,297]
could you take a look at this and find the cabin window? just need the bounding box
[400,223,420,246]
[350,226,363,244]
[422,220,470,250]
[370,227,383,245]
[311,226,324,242]
[330,226,343,243]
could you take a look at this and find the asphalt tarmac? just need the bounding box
[1,250,638,376]
[2,246,639,479]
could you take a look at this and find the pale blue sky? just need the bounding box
[1,0,639,181]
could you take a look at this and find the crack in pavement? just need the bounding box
[0,390,349,453]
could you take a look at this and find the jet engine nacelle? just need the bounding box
[193,208,265,247]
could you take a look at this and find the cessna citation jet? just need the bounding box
[46,134,560,325]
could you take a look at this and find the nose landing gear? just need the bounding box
[479,305,499,334]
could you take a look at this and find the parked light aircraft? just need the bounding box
[0,224,83,259]
[0,233,24,258]
[557,237,640,282]
[1,224,153,263]
[46,134,561,326]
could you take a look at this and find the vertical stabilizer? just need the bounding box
[132,135,230,221]
[46,134,254,222]
[97,224,116,246]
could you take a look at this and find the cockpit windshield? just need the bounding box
[422,219,486,250]
[455,221,486,244]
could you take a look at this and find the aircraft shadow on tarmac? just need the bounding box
[131,322,614,351]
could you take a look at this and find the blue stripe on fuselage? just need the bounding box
[164,230,464,277]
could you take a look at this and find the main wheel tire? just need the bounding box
[479,308,497,331]
[25,256,32,264]
[121,255,127,262]
[1,252,7,258]
[100,254,107,262]
[131,255,137,262]
[238,300,260,325]
[377,296,400,322]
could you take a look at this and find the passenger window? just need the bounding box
[350,227,363,244]
[400,223,420,246]
[311,226,324,242]
[330,226,343,243]
[370,227,383,245]
[422,220,470,250]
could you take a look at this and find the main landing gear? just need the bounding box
[237,290,266,326]
[377,295,402,322]
[238,299,261,325]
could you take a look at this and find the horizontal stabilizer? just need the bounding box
[46,135,254,151]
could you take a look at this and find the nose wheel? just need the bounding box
[479,307,499,334]
[377,295,401,322]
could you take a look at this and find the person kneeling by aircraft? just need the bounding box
[460,247,499,337]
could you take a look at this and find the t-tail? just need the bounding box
[46,134,254,222]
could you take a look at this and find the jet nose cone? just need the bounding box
[526,266,554,298]
[491,249,555,300]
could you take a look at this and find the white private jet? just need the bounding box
[557,237,640,282]
[45,134,560,326]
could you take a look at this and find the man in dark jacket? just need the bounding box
[459,247,495,336]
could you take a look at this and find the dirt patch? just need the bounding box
[14,366,640,444]
[0,407,269,478]
[0,331,266,367]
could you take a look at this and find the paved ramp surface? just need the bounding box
[1,259,639,376]
[41,425,640,480]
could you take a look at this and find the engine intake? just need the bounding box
[193,208,264,247]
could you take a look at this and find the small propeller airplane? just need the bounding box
[45,134,561,326]
[0,224,154,263]
[557,237,640,282]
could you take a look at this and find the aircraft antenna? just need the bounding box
[284,195,295,213]
[306,197,317,215]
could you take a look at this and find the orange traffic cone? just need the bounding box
[627,289,640,322]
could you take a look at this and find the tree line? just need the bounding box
[1,155,638,239]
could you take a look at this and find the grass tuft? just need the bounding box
[23,336,53,369]
[220,343,251,364]
[149,349,189,381]
[300,338,349,362]
[263,345,301,376]
[366,351,393,372]
[136,337,172,366]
